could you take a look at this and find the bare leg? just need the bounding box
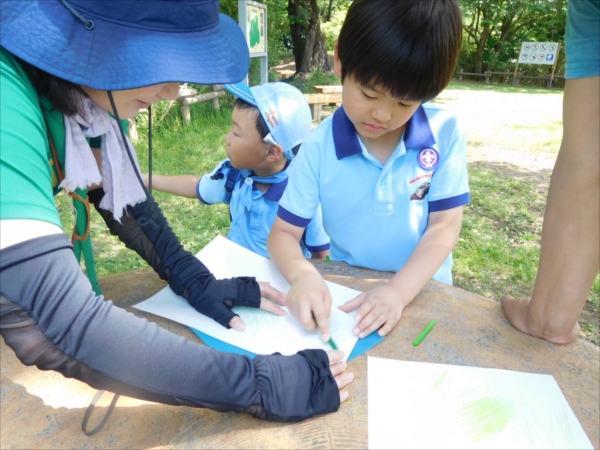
[502,76,600,344]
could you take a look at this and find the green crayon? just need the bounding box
[412,320,436,346]
[328,338,338,350]
[311,312,338,349]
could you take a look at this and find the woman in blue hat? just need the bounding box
[0,0,352,426]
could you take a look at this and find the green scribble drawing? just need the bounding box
[249,16,260,48]
[558,407,574,442]
[235,306,282,335]
[434,370,450,388]
[460,396,517,444]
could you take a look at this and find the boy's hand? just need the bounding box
[229,282,287,332]
[339,284,405,337]
[286,273,332,341]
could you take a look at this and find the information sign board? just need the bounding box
[517,42,560,65]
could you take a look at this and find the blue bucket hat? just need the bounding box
[0,0,249,90]
[225,82,313,160]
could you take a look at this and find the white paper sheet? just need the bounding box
[368,356,593,450]
[134,235,359,360]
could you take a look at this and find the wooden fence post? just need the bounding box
[212,85,223,111]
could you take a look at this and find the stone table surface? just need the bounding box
[1,262,598,449]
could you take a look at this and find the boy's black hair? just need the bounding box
[234,97,270,140]
[337,0,462,102]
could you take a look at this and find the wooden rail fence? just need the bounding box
[456,69,564,88]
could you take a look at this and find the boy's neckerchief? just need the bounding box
[237,163,290,211]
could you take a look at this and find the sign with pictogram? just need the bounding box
[513,41,562,88]
[517,41,560,65]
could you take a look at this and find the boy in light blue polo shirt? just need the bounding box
[147,82,330,259]
[268,0,468,342]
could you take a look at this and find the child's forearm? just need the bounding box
[268,220,321,284]
[145,174,200,198]
[311,250,329,260]
[387,207,463,305]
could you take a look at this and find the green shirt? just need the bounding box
[1,47,125,295]
[0,47,63,226]
[1,47,123,223]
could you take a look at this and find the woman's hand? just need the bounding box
[327,350,354,403]
[228,281,287,331]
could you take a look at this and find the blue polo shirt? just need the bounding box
[278,103,469,284]
[198,159,330,258]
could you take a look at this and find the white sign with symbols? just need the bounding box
[518,42,560,65]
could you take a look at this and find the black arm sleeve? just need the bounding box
[0,235,340,421]
[88,188,259,327]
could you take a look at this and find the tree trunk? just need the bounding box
[288,0,332,74]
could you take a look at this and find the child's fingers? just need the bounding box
[354,308,386,338]
[259,298,287,316]
[228,315,245,332]
[257,281,287,305]
[312,300,331,341]
[377,317,400,337]
[353,300,375,323]
[338,292,365,312]
[297,304,318,331]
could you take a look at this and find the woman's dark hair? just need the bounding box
[337,0,462,102]
[234,97,270,140]
[20,58,87,116]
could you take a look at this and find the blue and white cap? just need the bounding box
[224,82,312,160]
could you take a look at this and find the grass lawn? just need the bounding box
[55,80,599,345]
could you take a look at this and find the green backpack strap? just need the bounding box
[70,188,101,295]
[41,98,102,295]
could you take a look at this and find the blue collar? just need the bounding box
[332,105,436,160]
[237,160,291,202]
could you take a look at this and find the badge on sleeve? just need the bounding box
[417,147,439,170]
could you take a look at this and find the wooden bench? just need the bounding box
[303,92,343,122]
[275,69,295,79]
[313,85,342,93]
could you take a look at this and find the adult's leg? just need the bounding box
[502,75,600,343]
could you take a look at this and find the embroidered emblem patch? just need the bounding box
[410,182,430,201]
[417,147,439,170]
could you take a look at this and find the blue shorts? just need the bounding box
[565,0,600,79]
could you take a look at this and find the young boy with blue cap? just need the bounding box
[268,0,468,342]
[148,82,330,259]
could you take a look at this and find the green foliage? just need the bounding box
[320,5,347,50]
[460,0,567,84]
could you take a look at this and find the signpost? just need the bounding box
[238,0,268,85]
[513,41,561,87]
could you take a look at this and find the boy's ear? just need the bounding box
[333,41,342,78]
[266,143,284,162]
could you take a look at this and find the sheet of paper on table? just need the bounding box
[368,356,592,450]
[134,235,360,360]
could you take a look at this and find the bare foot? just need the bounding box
[501,295,580,344]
